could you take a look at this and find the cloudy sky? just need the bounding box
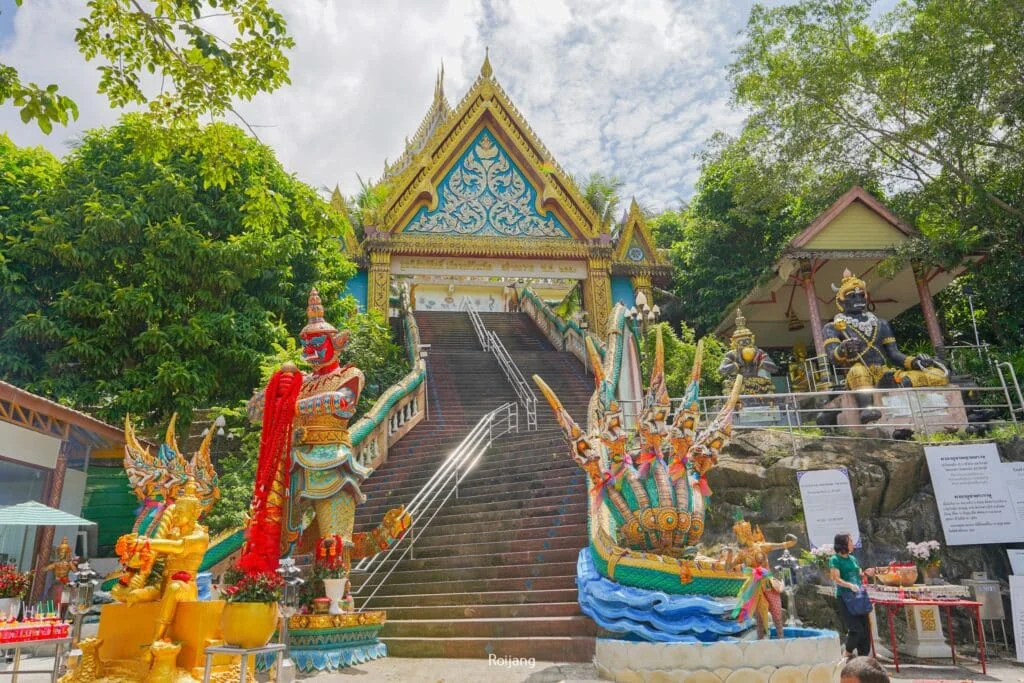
[0,0,890,210]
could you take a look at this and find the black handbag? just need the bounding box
[841,587,872,616]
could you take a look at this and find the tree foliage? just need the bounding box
[732,0,1024,238]
[1,0,292,132]
[0,115,355,425]
[639,322,727,399]
[663,130,876,335]
[579,173,624,231]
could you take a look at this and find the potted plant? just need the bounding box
[798,544,835,583]
[313,535,352,615]
[220,571,283,648]
[0,565,32,617]
[906,540,941,581]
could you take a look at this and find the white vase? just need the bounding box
[322,579,348,615]
[0,598,21,619]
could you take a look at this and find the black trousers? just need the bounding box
[837,595,872,656]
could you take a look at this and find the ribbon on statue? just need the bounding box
[731,566,769,621]
[238,367,303,575]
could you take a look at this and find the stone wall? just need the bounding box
[705,431,1022,579]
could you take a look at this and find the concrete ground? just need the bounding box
[3,653,1021,682]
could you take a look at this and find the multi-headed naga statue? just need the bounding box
[534,319,795,640]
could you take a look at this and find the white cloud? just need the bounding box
[1,0,782,210]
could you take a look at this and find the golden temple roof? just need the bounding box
[612,197,669,268]
[378,53,604,243]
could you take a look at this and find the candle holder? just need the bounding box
[66,562,98,645]
[275,558,304,683]
[774,549,802,627]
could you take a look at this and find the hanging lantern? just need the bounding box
[787,309,804,331]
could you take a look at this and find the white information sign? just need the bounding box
[1009,549,1024,576]
[798,467,861,549]
[1011,575,1024,663]
[1004,461,1024,522]
[925,444,1024,545]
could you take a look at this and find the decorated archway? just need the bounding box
[343,56,669,335]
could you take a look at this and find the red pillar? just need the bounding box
[30,443,68,605]
[801,265,826,357]
[914,264,945,357]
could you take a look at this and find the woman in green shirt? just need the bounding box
[829,533,875,658]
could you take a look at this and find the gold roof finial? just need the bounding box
[481,47,493,79]
[435,61,445,100]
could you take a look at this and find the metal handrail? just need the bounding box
[351,402,519,609]
[460,304,538,430]
[995,361,1023,424]
[465,303,490,351]
[487,330,538,430]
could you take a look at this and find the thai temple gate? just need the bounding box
[340,55,670,334]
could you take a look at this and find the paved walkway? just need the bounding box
[3,653,1021,682]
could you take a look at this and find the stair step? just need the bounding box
[354,546,582,572]
[382,615,596,639]
[379,601,581,621]
[356,561,579,587]
[358,587,579,608]
[363,574,577,596]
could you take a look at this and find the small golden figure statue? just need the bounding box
[788,342,811,392]
[726,516,797,639]
[718,309,778,394]
[44,536,75,610]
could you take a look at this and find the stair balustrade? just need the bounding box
[351,401,520,609]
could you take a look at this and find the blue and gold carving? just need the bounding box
[404,129,570,239]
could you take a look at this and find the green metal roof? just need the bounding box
[0,501,96,526]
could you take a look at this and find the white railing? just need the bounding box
[462,301,538,430]
[617,382,1022,444]
[465,303,490,351]
[487,330,538,430]
[351,402,520,609]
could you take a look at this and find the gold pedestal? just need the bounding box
[62,601,241,682]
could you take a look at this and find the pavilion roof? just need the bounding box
[0,379,124,449]
[712,186,978,348]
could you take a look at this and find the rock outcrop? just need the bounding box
[705,430,1022,580]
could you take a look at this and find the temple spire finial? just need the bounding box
[434,61,446,101]
[481,47,493,79]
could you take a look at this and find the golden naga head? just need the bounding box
[730,308,756,352]
[832,268,868,311]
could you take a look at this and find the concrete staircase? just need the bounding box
[352,311,596,661]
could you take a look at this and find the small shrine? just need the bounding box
[712,186,978,360]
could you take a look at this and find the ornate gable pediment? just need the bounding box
[402,128,570,239]
[383,56,601,245]
[612,198,668,268]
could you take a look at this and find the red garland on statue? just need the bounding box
[238,365,303,575]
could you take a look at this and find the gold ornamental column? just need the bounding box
[630,273,653,308]
[584,256,612,336]
[367,251,392,316]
